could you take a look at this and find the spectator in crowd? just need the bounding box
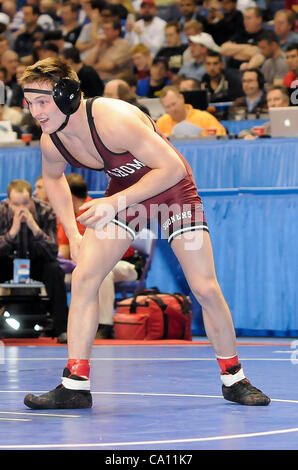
[136,56,171,97]
[75,0,106,60]
[177,0,209,41]
[125,0,167,56]
[221,6,265,69]
[37,0,60,31]
[201,50,243,102]
[1,49,19,106]
[62,46,104,97]
[0,36,10,57]
[182,19,204,66]
[154,21,187,74]
[130,43,152,79]
[103,78,150,114]
[179,76,201,91]
[9,62,26,110]
[228,68,267,118]
[84,18,133,81]
[156,85,226,137]
[60,1,83,46]
[57,173,139,339]
[13,3,44,59]
[35,41,60,61]
[206,0,244,46]
[0,179,68,343]
[257,31,289,86]
[0,11,10,35]
[284,43,298,88]
[178,32,220,82]
[238,85,290,139]
[274,9,298,52]
[42,29,68,55]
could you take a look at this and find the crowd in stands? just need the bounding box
[0,0,297,140]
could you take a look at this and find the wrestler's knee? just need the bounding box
[71,265,105,292]
[190,277,220,306]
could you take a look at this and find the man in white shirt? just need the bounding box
[125,0,166,56]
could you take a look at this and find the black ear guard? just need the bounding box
[24,72,81,116]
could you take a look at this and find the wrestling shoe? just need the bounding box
[24,368,92,410]
[221,364,271,406]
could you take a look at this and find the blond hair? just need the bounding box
[7,180,32,198]
[159,85,181,99]
[129,44,151,56]
[20,57,79,88]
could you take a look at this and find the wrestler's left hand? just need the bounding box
[77,196,119,229]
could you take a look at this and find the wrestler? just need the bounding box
[21,58,270,408]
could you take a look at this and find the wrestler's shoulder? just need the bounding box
[40,133,64,161]
[92,97,141,123]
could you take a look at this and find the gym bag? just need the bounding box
[114,288,192,340]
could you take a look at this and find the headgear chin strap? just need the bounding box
[24,72,81,132]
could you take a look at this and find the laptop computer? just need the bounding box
[269,107,298,138]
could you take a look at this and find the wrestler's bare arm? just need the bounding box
[41,134,81,243]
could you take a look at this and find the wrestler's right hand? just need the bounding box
[69,232,83,263]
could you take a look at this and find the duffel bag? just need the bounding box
[114,288,192,340]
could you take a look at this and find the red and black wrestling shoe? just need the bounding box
[221,364,271,406]
[24,368,92,410]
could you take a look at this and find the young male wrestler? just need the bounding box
[21,58,270,409]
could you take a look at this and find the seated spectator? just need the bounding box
[57,173,139,339]
[177,0,209,42]
[178,32,220,82]
[238,85,290,139]
[258,31,289,86]
[75,0,106,61]
[37,0,60,31]
[60,1,83,47]
[13,4,44,59]
[0,179,68,343]
[284,43,298,88]
[181,19,204,66]
[130,43,152,79]
[9,63,26,110]
[103,78,150,114]
[221,6,266,69]
[228,68,267,119]
[274,9,298,52]
[62,46,104,97]
[242,30,289,85]
[42,29,69,55]
[36,41,60,61]
[125,0,167,57]
[155,21,187,74]
[179,76,201,91]
[206,0,245,46]
[84,18,133,81]
[1,50,19,107]
[156,85,226,137]
[136,56,171,97]
[201,50,243,102]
